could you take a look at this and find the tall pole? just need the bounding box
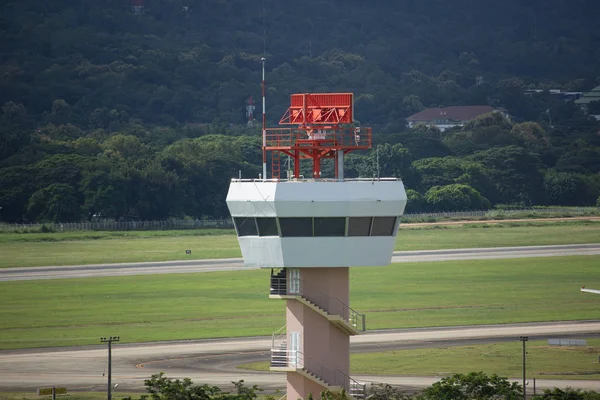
[520,336,528,400]
[101,336,120,400]
[261,57,267,180]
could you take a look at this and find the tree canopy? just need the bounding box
[1,0,600,222]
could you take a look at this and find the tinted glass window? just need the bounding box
[348,217,372,236]
[279,218,313,237]
[371,217,397,236]
[314,217,346,237]
[234,217,258,237]
[256,217,279,236]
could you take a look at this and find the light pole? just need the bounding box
[101,336,120,400]
[519,336,528,400]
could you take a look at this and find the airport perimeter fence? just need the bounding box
[399,206,599,222]
[0,207,597,233]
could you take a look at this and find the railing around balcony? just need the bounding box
[270,269,287,296]
[269,276,366,333]
[264,127,372,150]
[271,348,303,369]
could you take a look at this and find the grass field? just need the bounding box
[237,339,600,380]
[1,255,599,350]
[1,221,599,268]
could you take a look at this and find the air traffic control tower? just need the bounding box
[226,92,407,399]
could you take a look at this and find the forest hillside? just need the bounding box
[1,0,599,222]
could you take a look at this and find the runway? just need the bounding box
[1,243,599,281]
[1,321,600,393]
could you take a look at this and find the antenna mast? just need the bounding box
[261,58,267,180]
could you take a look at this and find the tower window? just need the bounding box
[279,218,313,237]
[371,217,397,236]
[348,217,372,236]
[234,217,258,237]
[314,217,346,237]
[256,217,279,236]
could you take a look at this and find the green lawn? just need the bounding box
[238,340,600,381]
[0,221,599,268]
[1,255,598,350]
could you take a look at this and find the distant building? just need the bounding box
[406,105,503,132]
[525,89,583,101]
[575,86,600,107]
[576,86,600,120]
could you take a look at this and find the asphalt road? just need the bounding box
[2,243,599,281]
[1,321,600,393]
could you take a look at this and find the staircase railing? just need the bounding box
[304,356,367,398]
[333,368,367,399]
[271,347,367,398]
[271,325,287,348]
[301,290,366,333]
[269,275,366,332]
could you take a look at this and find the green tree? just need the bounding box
[125,373,261,400]
[511,122,550,148]
[421,372,522,400]
[50,99,71,125]
[405,189,426,213]
[532,388,600,400]
[353,143,418,187]
[0,166,36,222]
[425,184,490,211]
[26,183,82,222]
[544,170,590,206]
[468,146,546,205]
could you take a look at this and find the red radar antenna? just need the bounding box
[131,0,144,14]
[264,93,372,180]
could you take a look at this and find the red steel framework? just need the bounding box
[265,93,372,179]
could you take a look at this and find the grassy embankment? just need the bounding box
[238,339,600,380]
[1,220,599,268]
[1,253,599,350]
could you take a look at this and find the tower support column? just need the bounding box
[285,267,350,400]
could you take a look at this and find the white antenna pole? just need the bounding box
[261,57,267,180]
[376,145,380,179]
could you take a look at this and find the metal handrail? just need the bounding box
[270,343,366,396]
[270,349,304,369]
[305,356,366,395]
[264,127,372,150]
[271,324,287,349]
[270,277,366,332]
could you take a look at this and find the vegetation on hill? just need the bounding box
[1,0,600,222]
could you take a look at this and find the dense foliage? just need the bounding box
[123,373,261,400]
[130,373,600,400]
[1,0,600,222]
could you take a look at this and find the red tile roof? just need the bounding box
[407,106,494,122]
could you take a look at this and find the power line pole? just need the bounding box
[101,336,120,400]
[519,336,528,400]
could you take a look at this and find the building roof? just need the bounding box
[575,86,600,104]
[407,106,494,122]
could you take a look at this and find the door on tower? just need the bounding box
[289,268,300,294]
[289,331,301,368]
